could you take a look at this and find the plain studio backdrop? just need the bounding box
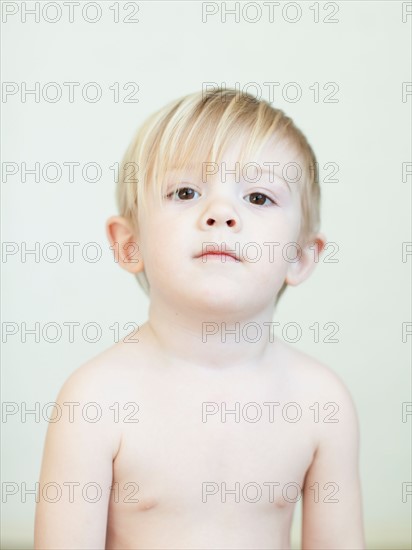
[1,1,411,548]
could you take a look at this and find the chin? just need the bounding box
[200,285,260,315]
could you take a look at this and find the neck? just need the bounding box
[145,294,278,371]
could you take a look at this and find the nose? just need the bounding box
[201,199,240,230]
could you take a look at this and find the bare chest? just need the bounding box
[110,372,316,516]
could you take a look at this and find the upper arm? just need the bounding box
[34,365,120,549]
[301,372,365,549]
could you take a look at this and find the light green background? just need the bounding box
[2,1,411,548]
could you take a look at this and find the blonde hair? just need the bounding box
[116,87,321,298]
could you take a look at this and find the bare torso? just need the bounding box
[102,323,324,550]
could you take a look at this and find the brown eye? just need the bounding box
[166,187,199,201]
[246,192,275,207]
[177,188,195,200]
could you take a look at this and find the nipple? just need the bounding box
[137,498,158,511]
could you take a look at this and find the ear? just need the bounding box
[285,232,327,286]
[105,215,144,274]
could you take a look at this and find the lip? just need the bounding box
[195,251,240,262]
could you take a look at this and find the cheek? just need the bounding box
[262,209,301,246]
[253,212,301,278]
[259,244,292,281]
[139,219,186,274]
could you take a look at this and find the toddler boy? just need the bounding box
[35,87,365,549]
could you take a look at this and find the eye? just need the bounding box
[164,186,200,201]
[245,192,276,207]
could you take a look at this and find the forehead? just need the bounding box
[254,134,302,166]
[166,133,301,172]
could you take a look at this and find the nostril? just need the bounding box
[206,218,236,227]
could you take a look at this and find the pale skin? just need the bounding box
[34,137,365,549]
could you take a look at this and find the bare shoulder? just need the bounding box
[59,324,152,400]
[273,339,360,435]
[276,339,357,401]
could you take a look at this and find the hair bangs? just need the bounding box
[141,90,296,214]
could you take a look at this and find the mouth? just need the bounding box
[195,251,240,262]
